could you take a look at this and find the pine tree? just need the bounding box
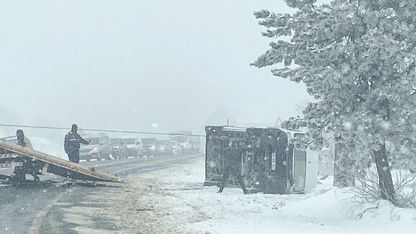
[252,0,416,204]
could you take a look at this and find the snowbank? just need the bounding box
[0,135,66,159]
[106,157,416,234]
[30,136,67,160]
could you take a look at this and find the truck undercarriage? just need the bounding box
[204,126,317,194]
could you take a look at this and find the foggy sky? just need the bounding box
[0,0,311,138]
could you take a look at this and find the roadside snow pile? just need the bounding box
[109,157,416,234]
[0,135,66,159]
[31,136,66,159]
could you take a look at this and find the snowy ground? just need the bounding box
[30,136,66,159]
[102,157,416,234]
[2,134,416,233]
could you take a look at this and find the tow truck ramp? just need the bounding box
[0,140,121,183]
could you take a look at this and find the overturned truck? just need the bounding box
[204,126,318,194]
[0,139,120,184]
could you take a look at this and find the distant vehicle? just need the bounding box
[155,140,168,155]
[110,138,128,159]
[80,133,112,161]
[141,138,158,155]
[155,140,177,155]
[170,131,201,154]
[121,137,143,157]
[170,141,181,155]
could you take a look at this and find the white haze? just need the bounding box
[0,0,312,142]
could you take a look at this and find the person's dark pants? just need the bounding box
[68,150,80,163]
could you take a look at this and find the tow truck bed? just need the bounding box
[0,140,121,183]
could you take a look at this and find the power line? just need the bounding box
[0,124,206,138]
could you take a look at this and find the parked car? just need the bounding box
[170,131,201,154]
[121,137,143,157]
[155,140,180,155]
[110,138,128,159]
[141,138,158,155]
[170,141,181,155]
[155,140,171,155]
[80,133,112,161]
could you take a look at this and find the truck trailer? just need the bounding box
[204,126,318,194]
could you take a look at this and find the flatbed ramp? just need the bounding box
[0,140,121,183]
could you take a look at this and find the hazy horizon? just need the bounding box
[0,0,312,142]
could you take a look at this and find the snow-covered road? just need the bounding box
[2,152,416,234]
[0,153,201,234]
[102,157,416,234]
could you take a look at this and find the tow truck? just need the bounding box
[0,138,120,185]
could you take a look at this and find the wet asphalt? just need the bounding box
[0,153,202,234]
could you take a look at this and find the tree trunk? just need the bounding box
[373,142,395,204]
[333,140,355,187]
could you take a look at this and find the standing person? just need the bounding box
[14,129,40,181]
[16,129,33,150]
[64,124,89,163]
